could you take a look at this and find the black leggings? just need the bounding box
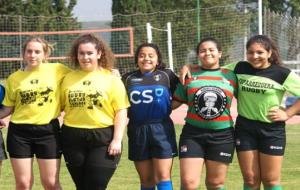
[66,164,116,190]
[61,126,121,190]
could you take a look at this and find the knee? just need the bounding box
[205,178,225,189]
[181,177,200,190]
[155,172,171,182]
[243,172,261,188]
[140,176,156,188]
[261,176,280,188]
[15,179,33,190]
[41,178,61,190]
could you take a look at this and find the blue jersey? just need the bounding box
[122,69,179,125]
[0,85,4,108]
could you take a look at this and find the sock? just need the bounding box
[207,187,226,190]
[264,185,282,190]
[157,180,173,190]
[141,186,155,190]
[244,184,260,190]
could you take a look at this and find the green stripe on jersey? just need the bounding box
[174,68,237,129]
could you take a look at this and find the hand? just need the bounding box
[0,119,6,128]
[179,64,192,85]
[107,139,122,156]
[268,107,289,121]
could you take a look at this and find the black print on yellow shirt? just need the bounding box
[68,90,103,109]
[68,91,86,107]
[86,91,103,109]
[19,87,53,106]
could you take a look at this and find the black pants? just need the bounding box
[61,125,121,190]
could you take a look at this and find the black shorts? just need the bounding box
[179,124,235,163]
[128,119,178,161]
[0,130,7,160]
[7,119,61,159]
[61,125,120,168]
[235,115,286,156]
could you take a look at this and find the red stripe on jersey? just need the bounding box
[228,79,237,89]
[187,113,232,122]
[185,76,223,85]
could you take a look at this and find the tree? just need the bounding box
[112,0,249,72]
[0,0,80,79]
[264,0,300,17]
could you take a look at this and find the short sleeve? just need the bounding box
[283,71,300,96]
[111,76,130,111]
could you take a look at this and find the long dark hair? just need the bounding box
[134,43,165,69]
[246,35,282,65]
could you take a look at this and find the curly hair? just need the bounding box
[69,33,116,70]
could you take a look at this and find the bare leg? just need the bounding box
[205,160,229,189]
[237,150,261,189]
[134,160,155,188]
[37,158,62,190]
[10,158,34,190]
[180,158,204,190]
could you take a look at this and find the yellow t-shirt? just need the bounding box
[3,63,71,124]
[61,69,130,129]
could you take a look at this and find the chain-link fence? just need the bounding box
[0,3,299,79]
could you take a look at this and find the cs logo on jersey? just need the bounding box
[194,86,227,120]
[130,88,164,104]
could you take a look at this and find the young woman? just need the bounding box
[180,35,300,190]
[173,37,237,190]
[0,37,71,190]
[122,43,179,190]
[232,35,300,190]
[0,84,7,176]
[60,33,130,190]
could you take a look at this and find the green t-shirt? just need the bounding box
[227,61,300,123]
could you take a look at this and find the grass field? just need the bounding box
[0,124,300,190]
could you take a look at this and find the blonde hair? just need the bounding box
[22,37,54,63]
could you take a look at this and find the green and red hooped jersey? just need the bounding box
[174,67,237,130]
[226,61,300,123]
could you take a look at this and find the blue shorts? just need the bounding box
[0,129,7,160]
[127,119,178,161]
[235,115,286,156]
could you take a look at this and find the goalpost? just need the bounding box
[146,22,174,71]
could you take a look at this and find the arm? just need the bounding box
[108,108,128,156]
[179,64,192,85]
[268,99,300,121]
[0,106,14,128]
[172,100,183,110]
[0,106,13,119]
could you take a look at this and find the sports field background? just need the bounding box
[0,101,299,189]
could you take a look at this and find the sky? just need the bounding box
[72,0,112,21]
